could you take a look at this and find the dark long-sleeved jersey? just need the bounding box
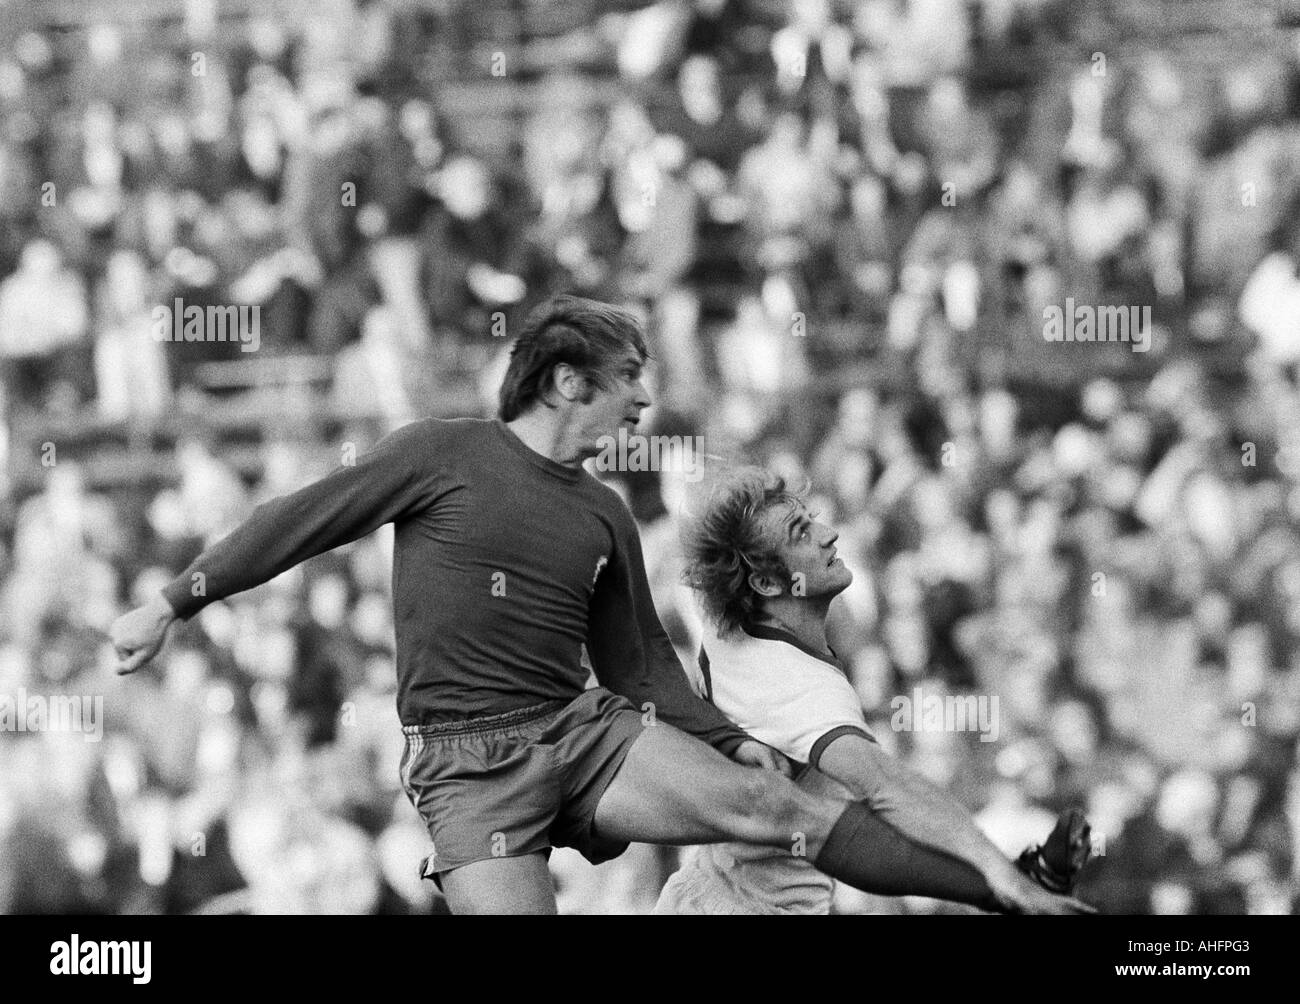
[162,417,751,756]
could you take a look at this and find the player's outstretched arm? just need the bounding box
[111,420,442,674]
[586,502,774,766]
[818,734,1094,914]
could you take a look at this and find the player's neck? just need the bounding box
[505,411,587,468]
[752,598,833,658]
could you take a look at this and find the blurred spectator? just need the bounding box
[0,241,90,413]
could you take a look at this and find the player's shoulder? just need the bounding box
[579,469,638,521]
[704,622,859,698]
[702,623,871,763]
[382,415,495,450]
[708,622,838,674]
[410,415,496,437]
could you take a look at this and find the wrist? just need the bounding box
[149,593,178,624]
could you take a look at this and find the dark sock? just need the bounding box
[814,802,1004,912]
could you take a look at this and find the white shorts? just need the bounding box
[653,844,833,915]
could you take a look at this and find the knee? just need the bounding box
[722,771,805,844]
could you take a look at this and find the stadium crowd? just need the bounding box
[2,0,1299,914]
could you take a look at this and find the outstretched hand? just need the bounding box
[109,595,177,675]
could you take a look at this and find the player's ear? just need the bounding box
[747,569,784,599]
[551,363,586,403]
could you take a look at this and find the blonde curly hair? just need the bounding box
[681,467,808,635]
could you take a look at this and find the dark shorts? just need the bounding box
[398,686,646,883]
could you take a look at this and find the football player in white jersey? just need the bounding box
[655,468,1091,915]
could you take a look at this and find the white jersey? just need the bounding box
[654,621,875,915]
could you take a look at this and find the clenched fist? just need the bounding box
[731,739,793,777]
[109,595,177,675]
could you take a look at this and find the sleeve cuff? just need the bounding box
[809,724,876,769]
[714,731,754,760]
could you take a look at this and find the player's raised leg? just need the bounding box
[439,853,557,915]
[594,723,1093,914]
[593,721,842,849]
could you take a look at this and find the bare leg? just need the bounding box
[593,724,842,853]
[439,853,557,915]
[597,726,1094,914]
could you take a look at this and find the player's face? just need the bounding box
[756,500,853,600]
[575,348,651,454]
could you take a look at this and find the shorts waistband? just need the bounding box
[401,699,570,738]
